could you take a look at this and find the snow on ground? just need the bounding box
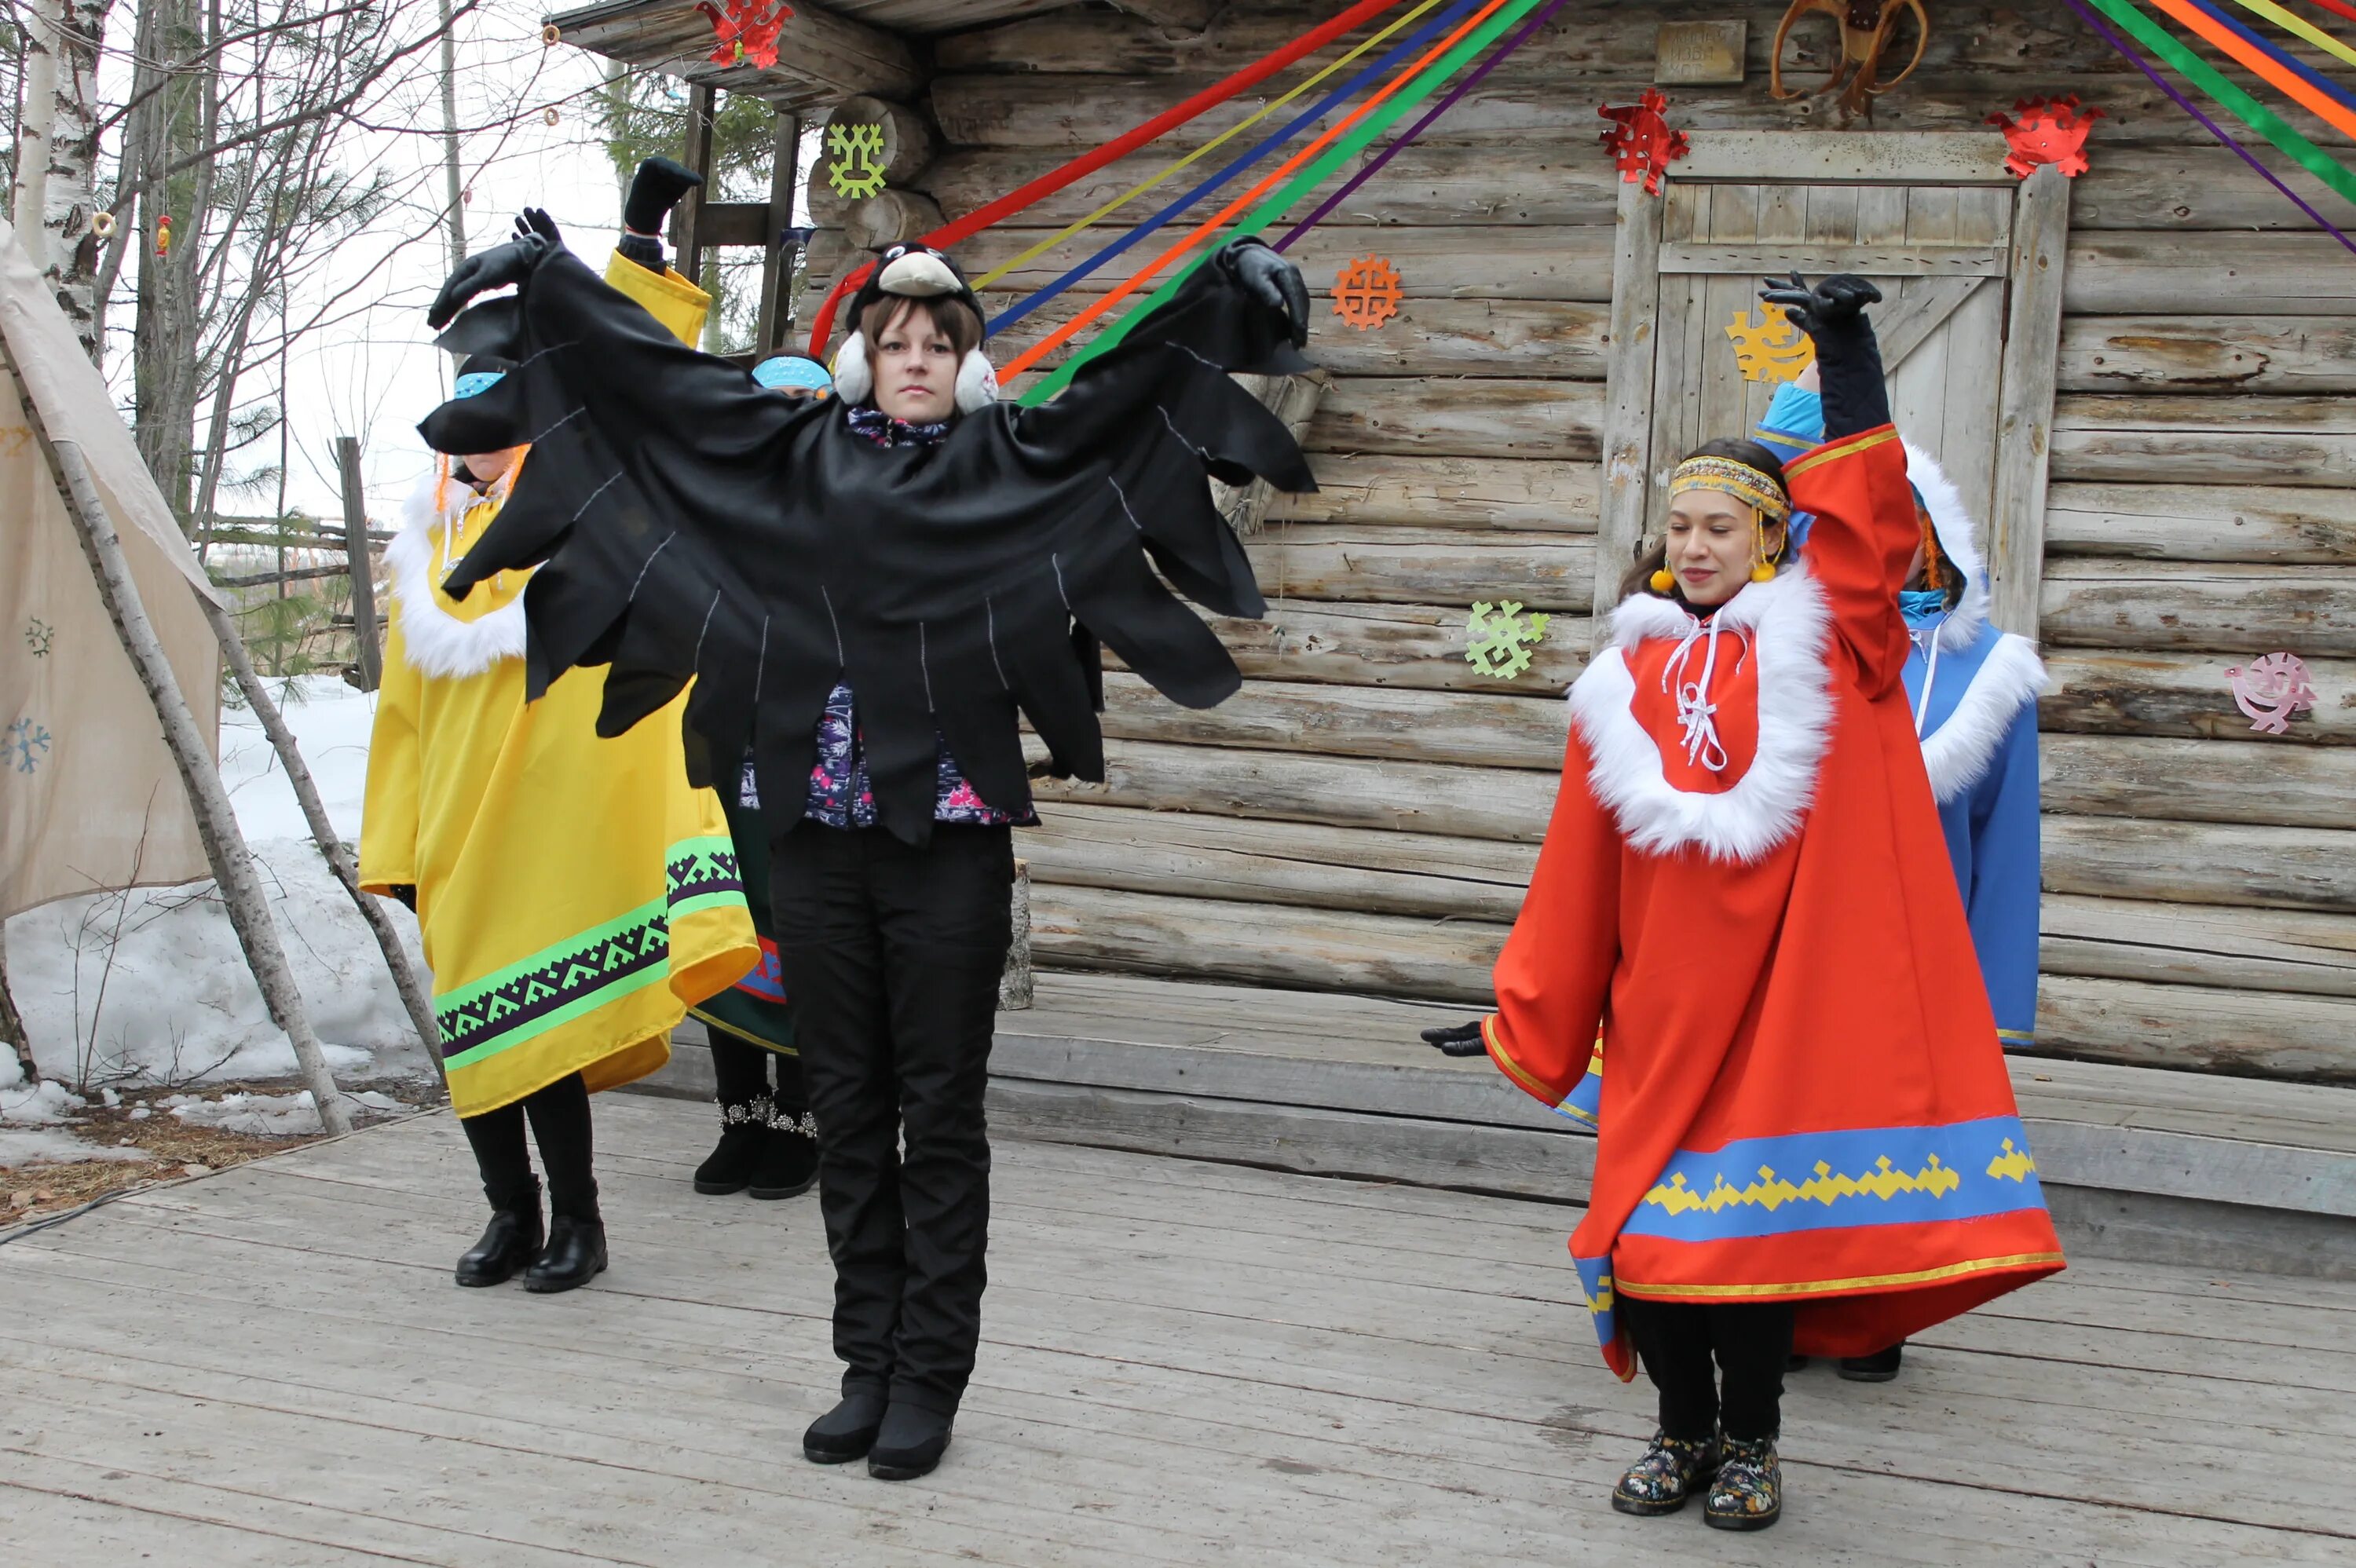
[0,1127,148,1168]
[162,1087,404,1137]
[4,676,437,1095]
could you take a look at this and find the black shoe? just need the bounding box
[455,1184,543,1287]
[522,1215,607,1293]
[868,1402,953,1481]
[749,1114,819,1201]
[1838,1343,1904,1383]
[803,1391,888,1464]
[693,1101,771,1195]
[1611,1429,1720,1517]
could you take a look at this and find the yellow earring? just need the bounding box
[1649,566,1674,592]
[1751,560,1777,583]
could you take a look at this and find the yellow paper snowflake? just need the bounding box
[1725,305,1816,384]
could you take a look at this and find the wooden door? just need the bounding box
[1596,133,2072,634]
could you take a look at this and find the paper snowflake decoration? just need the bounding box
[2225,652,2318,736]
[1598,89,1689,196]
[696,0,792,71]
[5,715,51,773]
[826,122,888,199]
[1331,254,1403,331]
[1725,305,1816,384]
[1465,601,1551,681]
[1986,95,2102,180]
[24,617,53,657]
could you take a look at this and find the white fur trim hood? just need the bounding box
[1919,629,2047,803]
[1568,568,1835,864]
[1902,440,1990,653]
[386,461,527,679]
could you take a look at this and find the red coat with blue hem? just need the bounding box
[1480,426,2063,1379]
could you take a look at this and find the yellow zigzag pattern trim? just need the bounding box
[1985,1138,2038,1183]
[1586,1274,1615,1317]
[1644,1153,1963,1217]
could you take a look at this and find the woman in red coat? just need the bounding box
[1432,276,2062,1530]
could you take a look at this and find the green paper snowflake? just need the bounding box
[24,617,53,657]
[826,123,887,199]
[1465,601,1550,681]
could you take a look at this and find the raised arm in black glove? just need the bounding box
[1759,271,1888,440]
[1220,236,1311,350]
[513,207,561,247]
[617,156,704,272]
[426,232,551,330]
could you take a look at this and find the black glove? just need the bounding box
[1760,271,1889,438]
[1218,236,1310,350]
[426,232,549,329]
[624,155,704,236]
[512,207,562,246]
[384,885,418,913]
[1420,1020,1487,1058]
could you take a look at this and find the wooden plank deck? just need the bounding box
[4,1096,2354,1565]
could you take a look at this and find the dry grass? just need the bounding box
[2,1077,433,1225]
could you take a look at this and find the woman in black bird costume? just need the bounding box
[418,223,1314,1481]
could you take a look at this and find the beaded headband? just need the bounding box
[1667,455,1791,524]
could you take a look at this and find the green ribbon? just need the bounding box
[2080,0,2356,208]
[1018,0,1548,406]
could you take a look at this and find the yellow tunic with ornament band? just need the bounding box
[357,252,754,1117]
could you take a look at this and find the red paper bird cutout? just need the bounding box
[1986,95,2103,180]
[1598,89,1690,196]
[696,0,792,70]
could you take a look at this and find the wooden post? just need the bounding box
[335,436,381,693]
[755,110,800,356]
[192,590,444,1081]
[0,333,352,1135]
[675,84,718,301]
[999,859,1033,1011]
[1987,163,2072,638]
[1592,177,1665,638]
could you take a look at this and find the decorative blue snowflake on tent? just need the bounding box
[6,715,51,773]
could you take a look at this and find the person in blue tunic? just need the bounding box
[1754,370,2047,1382]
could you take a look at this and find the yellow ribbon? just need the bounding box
[971,0,1450,290]
[2225,0,2356,71]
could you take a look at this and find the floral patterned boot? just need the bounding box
[1610,1430,1721,1516]
[1704,1433,1782,1530]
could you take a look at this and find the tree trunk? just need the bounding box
[41,0,111,360]
[0,330,352,1134]
[10,0,59,274]
[0,927,35,1085]
[129,0,201,524]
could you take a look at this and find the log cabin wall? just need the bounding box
[791,0,2356,1084]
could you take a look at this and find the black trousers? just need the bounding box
[709,1032,810,1117]
[1618,1296,1793,1443]
[771,821,1013,1415]
[459,1073,597,1222]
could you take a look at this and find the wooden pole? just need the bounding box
[192,590,443,1081]
[1591,177,1664,638]
[675,84,718,309]
[0,332,353,1134]
[335,436,382,692]
[755,109,801,356]
[1987,162,2072,638]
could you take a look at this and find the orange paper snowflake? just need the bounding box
[1987,95,2102,180]
[1332,254,1403,331]
[696,0,792,69]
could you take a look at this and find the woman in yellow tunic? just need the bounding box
[360,355,757,1293]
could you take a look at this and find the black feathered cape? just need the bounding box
[418,243,1315,845]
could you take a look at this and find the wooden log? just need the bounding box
[2037,974,2356,1083]
[1246,528,1596,612]
[842,188,944,251]
[981,224,1620,303]
[2044,482,2356,565]
[2057,316,2356,395]
[2043,816,2356,914]
[1110,0,1214,33]
[551,0,922,109]
[1268,455,1600,531]
[1597,177,1665,631]
[2042,649,2354,746]
[2069,143,2356,233]
[2040,895,2356,1002]
[2041,733,2356,830]
[1096,671,1568,771]
[1029,738,1560,842]
[806,97,937,225]
[2051,393,2356,488]
[1030,883,1505,1007]
[2039,561,2356,656]
[1018,802,1536,924]
[1309,377,1604,460]
[2062,232,2356,316]
[334,437,379,693]
[1205,600,1590,696]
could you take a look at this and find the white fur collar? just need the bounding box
[387,462,527,679]
[1919,630,2046,803]
[1570,569,1834,864]
[1903,440,1989,652]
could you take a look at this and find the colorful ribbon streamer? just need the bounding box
[803,0,1407,356]
[2154,0,2356,137]
[2062,0,2356,255]
[2194,0,2356,112]
[2297,0,2356,26]
[989,0,1487,337]
[1001,0,1520,387]
[971,0,1455,293]
[1274,0,1572,250]
[2078,0,2356,207]
[1015,0,1547,403]
[2224,0,2356,68]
